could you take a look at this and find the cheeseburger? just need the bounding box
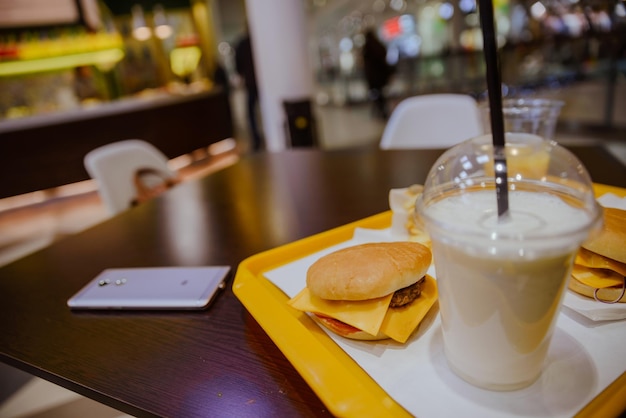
[288,242,437,343]
[569,207,626,303]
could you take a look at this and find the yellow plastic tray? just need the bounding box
[233,183,626,418]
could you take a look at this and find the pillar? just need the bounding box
[244,0,314,151]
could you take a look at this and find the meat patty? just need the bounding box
[389,277,425,308]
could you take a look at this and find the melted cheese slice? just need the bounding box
[380,275,438,343]
[575,248,626,276]
[288,289,392,336]
[572,264,624,289]
[288,275,439,343]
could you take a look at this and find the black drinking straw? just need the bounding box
[478,0,509,218]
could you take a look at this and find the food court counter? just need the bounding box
[0,88,233,199]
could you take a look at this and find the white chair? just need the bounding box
[84,139,178,215]
[379,94,483,149]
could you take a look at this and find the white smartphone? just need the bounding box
[67,266,230,310]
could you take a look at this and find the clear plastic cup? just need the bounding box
[416,133,602,391]
[480,99,564,140]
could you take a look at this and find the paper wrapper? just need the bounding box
[388,185,430,246]
[562,193,626,321]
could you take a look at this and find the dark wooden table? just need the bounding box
[1,146,625,417]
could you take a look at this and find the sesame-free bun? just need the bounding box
[582,207,626,264]
[306,242,432,301]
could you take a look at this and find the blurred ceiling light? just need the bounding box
[530,1,547,19]
[398,14,415,31]
[459,29,474,49]
[153,4,173,39]
[459,0,476,13]
[390,0,406,12]
[459,28,482,50]
[403,34,422,56]
[465,12,479,27]
[133,26,152,41]
[351,10,364,19]
[422,5,436,19]
[339,51,354,73]
[562,13,583,36]
[363,14,376,26]
[218,42,232,55]
[155,25,173,39]
[132,4,152,41]
[439,2,454,19]
[353,33,365,47]
[496,15,511,35]
[339,37,353,52]
[616,2,625,17]
[373,0,386,13]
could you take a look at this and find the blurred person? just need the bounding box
[213,61,230,96]
[362,29,394,119]
[235,32,263,152]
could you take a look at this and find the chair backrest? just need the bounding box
[84,139,177,215]
[379,94,483,149]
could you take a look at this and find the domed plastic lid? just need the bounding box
[416,133,602,245]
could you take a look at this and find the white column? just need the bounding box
[244,0,314,151]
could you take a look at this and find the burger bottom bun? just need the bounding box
[568,276,626,303]
[313,314,389,341]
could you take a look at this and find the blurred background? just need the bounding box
[0,0,624,142]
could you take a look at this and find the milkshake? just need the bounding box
[417,134,602,390]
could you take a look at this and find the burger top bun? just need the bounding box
[582,207,626,264]
[306,242,432,301]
